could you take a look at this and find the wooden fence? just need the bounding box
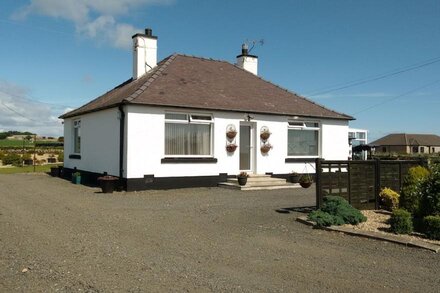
[315,158,426,210]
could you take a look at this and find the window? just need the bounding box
[382,147,387,153]
[420,147,425,153]
[73,119,81,153]
[412,146,418,153]
[165,113,213,156]
[287,121,319,156]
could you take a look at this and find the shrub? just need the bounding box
[58,152,64,163]
[389,209,413,234]
[423,215,440,240]
[379,187,400,211]
[400,166,430,214]
[2,153,22,166]
[419,164,440,217]
[308,196,366,227]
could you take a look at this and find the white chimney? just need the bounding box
[236,44,258,75]
[132,28,158,80]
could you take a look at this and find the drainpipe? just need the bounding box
[118,104,125,189]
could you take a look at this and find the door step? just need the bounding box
[218,174,301,191]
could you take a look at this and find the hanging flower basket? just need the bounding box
[226,130,237,140]
[260,131,271,141]
[299,175,313,188]
[226,144,238,152]
[260,144,272,154]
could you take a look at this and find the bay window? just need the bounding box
[287,121,319,157]
[165,113,213,156]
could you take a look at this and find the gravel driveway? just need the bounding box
[0,173,439,292]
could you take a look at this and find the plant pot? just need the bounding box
[50,167,60,177]
[300,181,312,188]
[226,131,237,140]
[237,176,247,186]
[226,144,237,152]
[260,132,270,141]
[99,179,117,193]
[289,174,300,183]
[260,145,271,154]
[72,175,81,184]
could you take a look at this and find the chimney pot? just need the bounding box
[145,28,152,36]
[241,43,248,55]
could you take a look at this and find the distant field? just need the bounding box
[0,164,60,174]
[0,139,34,147]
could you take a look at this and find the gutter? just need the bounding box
[118,104,125,188]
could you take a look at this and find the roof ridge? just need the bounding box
[404,133,408,145]
[124,54,178,103]
[231,64,354,120]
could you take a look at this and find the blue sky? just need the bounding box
[0,0,439,140]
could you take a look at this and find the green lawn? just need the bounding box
[0,164,60,174]
[0,139,34,147]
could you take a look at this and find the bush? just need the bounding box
[308,210,342,227]
[2,153,22,166]
[419,164,440,217]
[423,215,440,240]
[379,187,400,211]
[400,166,430,214]
[308,196,366,227]
[58,152,64,163]
[389,209,413,234]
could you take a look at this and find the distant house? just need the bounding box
[369,133,440,154]
[348,128,368,160]
[59,28,354,191]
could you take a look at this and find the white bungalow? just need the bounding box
[60,28,353,191]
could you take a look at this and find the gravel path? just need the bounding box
[0,173,439,292]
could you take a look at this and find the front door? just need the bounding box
[239,122,255,172]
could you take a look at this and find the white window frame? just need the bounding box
[73,119,81,154]
[164,112,214,157]
[287,120,321,158]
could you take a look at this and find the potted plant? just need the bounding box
[260,130,271,141]
[289,171,301,183]
[226,143,238,153]
[72,171,81,184]
[226,130,237,139]
[97,175,119,193]
[260,143,272,154]
[237,171,248,186]
[299,175,313,188]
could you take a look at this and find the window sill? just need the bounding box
[285,157,317,163]
[161,157,218,164]
[69,154,81,160]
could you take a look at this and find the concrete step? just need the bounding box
[218,181,301,191]
[218,174,301,191]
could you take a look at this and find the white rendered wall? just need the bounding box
[236,56,258,75]
[63,108,120,176]
[125,105,350,179]
[133,36,157,79]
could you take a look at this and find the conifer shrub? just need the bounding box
[400,166,430,215]
[308,196,366,227]
[389,209,413,234]
[418,165,440,217]
[379,187,400,211]
[423,215,440,240]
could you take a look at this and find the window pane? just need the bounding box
[305,122,319,128]
[165,123,211,155]
[288,129,318,156]
[165,113,187,120]
[288,121,304,127]
[191,115,212,121]
[74,127,81,153]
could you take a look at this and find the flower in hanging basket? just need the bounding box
[226,130,237,139]
[226,143,238,152]
[260,143,272,154]
[299,175,313,188]
[260,131,271,141]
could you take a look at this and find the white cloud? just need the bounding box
[0,80,64,137]
[12,0,173,49]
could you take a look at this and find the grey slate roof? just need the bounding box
[60,54,353,120]
[369,133,440,146]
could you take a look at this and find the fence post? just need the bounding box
[374,158,381,209]
[315,158,323,209]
